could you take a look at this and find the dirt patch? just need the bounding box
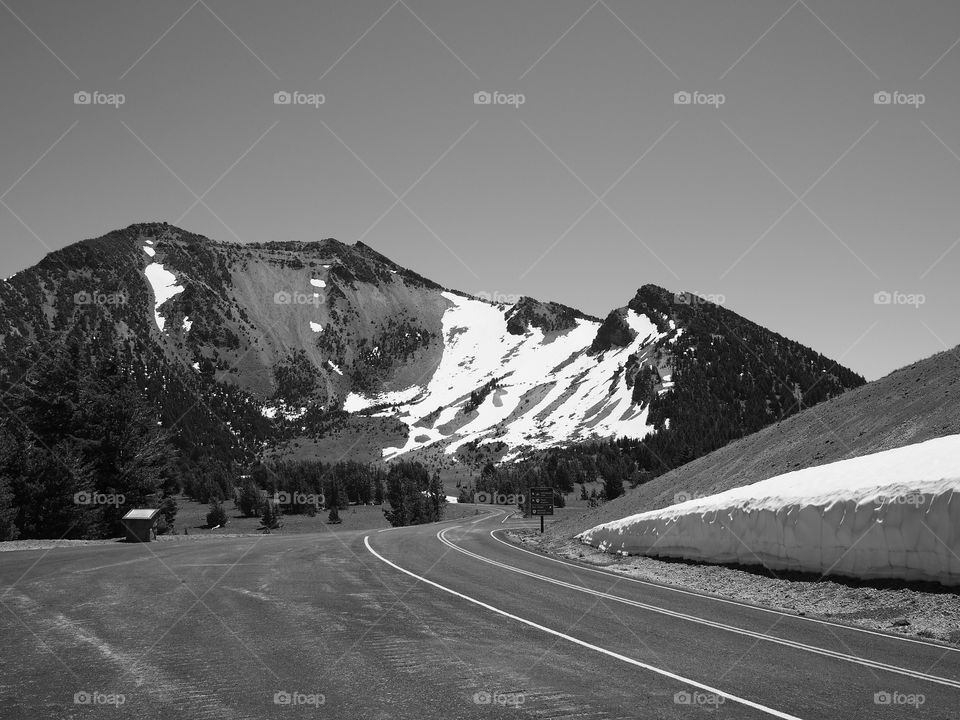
[0,539,121,552]
[513,530,960,647]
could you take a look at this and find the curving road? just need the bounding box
[1,509,958,719]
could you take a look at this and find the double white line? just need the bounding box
[436,528,960,691]
[365,533,804,719]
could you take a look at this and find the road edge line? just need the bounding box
[363,534,804,720]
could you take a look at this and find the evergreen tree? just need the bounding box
[260,499,282,530]
[237,477,262,517]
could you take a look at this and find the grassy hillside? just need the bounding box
[546,345,960,542]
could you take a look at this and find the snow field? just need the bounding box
[368,293,669,459]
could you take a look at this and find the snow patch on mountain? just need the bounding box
[144,262,184,332]
[311,278,326,288]
[261,404,308,421]
[143,245,156,258]
[371,293,668,460]
[310,321,323,333]
[343,385,424,413]
[578,434,960,585]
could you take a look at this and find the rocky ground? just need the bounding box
[515,529,960,647]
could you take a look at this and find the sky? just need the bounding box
[1,0,959,381]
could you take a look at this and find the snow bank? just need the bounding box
[578,435,960,585]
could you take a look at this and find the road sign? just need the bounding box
[528,487,554,516]
[528,486,553,534]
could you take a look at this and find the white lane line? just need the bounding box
[439,529,960,690]
[489,529,960,654]
[363,535,803,720]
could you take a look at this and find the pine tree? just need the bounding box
[260,499,282,531]
[237,477,262,517]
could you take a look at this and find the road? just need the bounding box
[1,508,958,719]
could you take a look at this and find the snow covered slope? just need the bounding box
[345,292,676,460]
[578,434,960,585]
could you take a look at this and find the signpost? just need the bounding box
[528,486,554,533]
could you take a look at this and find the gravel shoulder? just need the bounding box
[513,529,960,648]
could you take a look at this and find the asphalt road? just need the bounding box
[2,508,958,719]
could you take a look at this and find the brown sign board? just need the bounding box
[528,487,554,516]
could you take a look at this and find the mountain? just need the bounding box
[545,345,960,543]
[0,223,865,474]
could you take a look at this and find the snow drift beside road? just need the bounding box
[578,434,960,585]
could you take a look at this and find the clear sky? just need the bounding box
[2,1,959,381]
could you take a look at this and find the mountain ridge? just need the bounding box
[0,223,866,476]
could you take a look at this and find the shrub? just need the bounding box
[206,501,227,528]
